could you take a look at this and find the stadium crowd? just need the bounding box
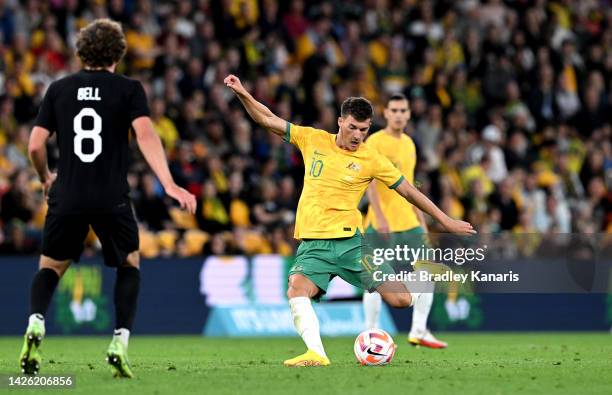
[0,0,610,258]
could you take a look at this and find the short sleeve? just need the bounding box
[372,151,404,189]
[128,80,150,122]
[283,123,312,151]
[34,83,57,135]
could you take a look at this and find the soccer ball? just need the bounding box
[354,329,396,366]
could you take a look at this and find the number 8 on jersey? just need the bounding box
[73,107,102,163]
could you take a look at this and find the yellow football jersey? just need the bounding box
[284,123,404,240]
[364,130,420,232]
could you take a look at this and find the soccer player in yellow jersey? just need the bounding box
[224,74,475,366]
[363,94,447,349]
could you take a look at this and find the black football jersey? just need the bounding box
[35,69,150,214]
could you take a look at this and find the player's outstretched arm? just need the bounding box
[132,116,197,214]
[395,179,476,235]
[28,126,56,197]
[224,74,287,137]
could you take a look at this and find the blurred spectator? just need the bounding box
[488,178,520,231]
[1,169,36,225]
[283,0,309,41]
[169,142,204,195]
[521,173,548,231]
[587,177,612,231]
[529,64,557,125]
[555,72,581,121]
[227,171,251,228]
[475,124,508,183]
[504,130,533,170]
[198,180,229,233]
[253,178,293,232]
[542,191,572,233]
[0,221,37,254]
[125,12,158,72]
[504,80,535,132]
[135,173,171,232]
[151,97,180,152]
[573,85,606,138]
[415,104,443,169]
[5,125,29,169]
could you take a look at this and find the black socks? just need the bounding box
[114,266,140,331]
[30,268,60,316]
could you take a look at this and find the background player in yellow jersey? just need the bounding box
[363,94,447,349]
[224,74,475,366]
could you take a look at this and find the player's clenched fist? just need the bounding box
[165,184,197,214]
[42,172,57,200]
[224,74,246,96]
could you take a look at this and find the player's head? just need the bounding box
[384,93,410,132]
[337,97,373,151]
[76,19,126,70]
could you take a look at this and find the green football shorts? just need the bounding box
[289,232,395,299]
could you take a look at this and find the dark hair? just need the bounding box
[340,97,373,122]
[386,93,409,107]
[76,19,127,68]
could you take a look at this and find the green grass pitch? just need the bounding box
[1,333,611,394]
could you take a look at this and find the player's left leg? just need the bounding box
[372,274,446,348]
[391,227,447,348]
[20,256,71,374]
[408,261,448,349]
[106,251,140,378]
[408,292,447,349]
[91,209,140,378]
[376,281,413,308]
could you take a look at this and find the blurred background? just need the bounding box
[0,0,611,336]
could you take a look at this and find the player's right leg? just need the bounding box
[284,273,331,367]
[362,228,390,329]
[20,256,71,374]
[284,240,337,367]
[363,291,382,329]
[20,211,87,374]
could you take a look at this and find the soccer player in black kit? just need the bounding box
[20,19,196,378]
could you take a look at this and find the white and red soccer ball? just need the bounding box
[354,329,396,366]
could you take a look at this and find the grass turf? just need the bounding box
[1,333,611,395]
